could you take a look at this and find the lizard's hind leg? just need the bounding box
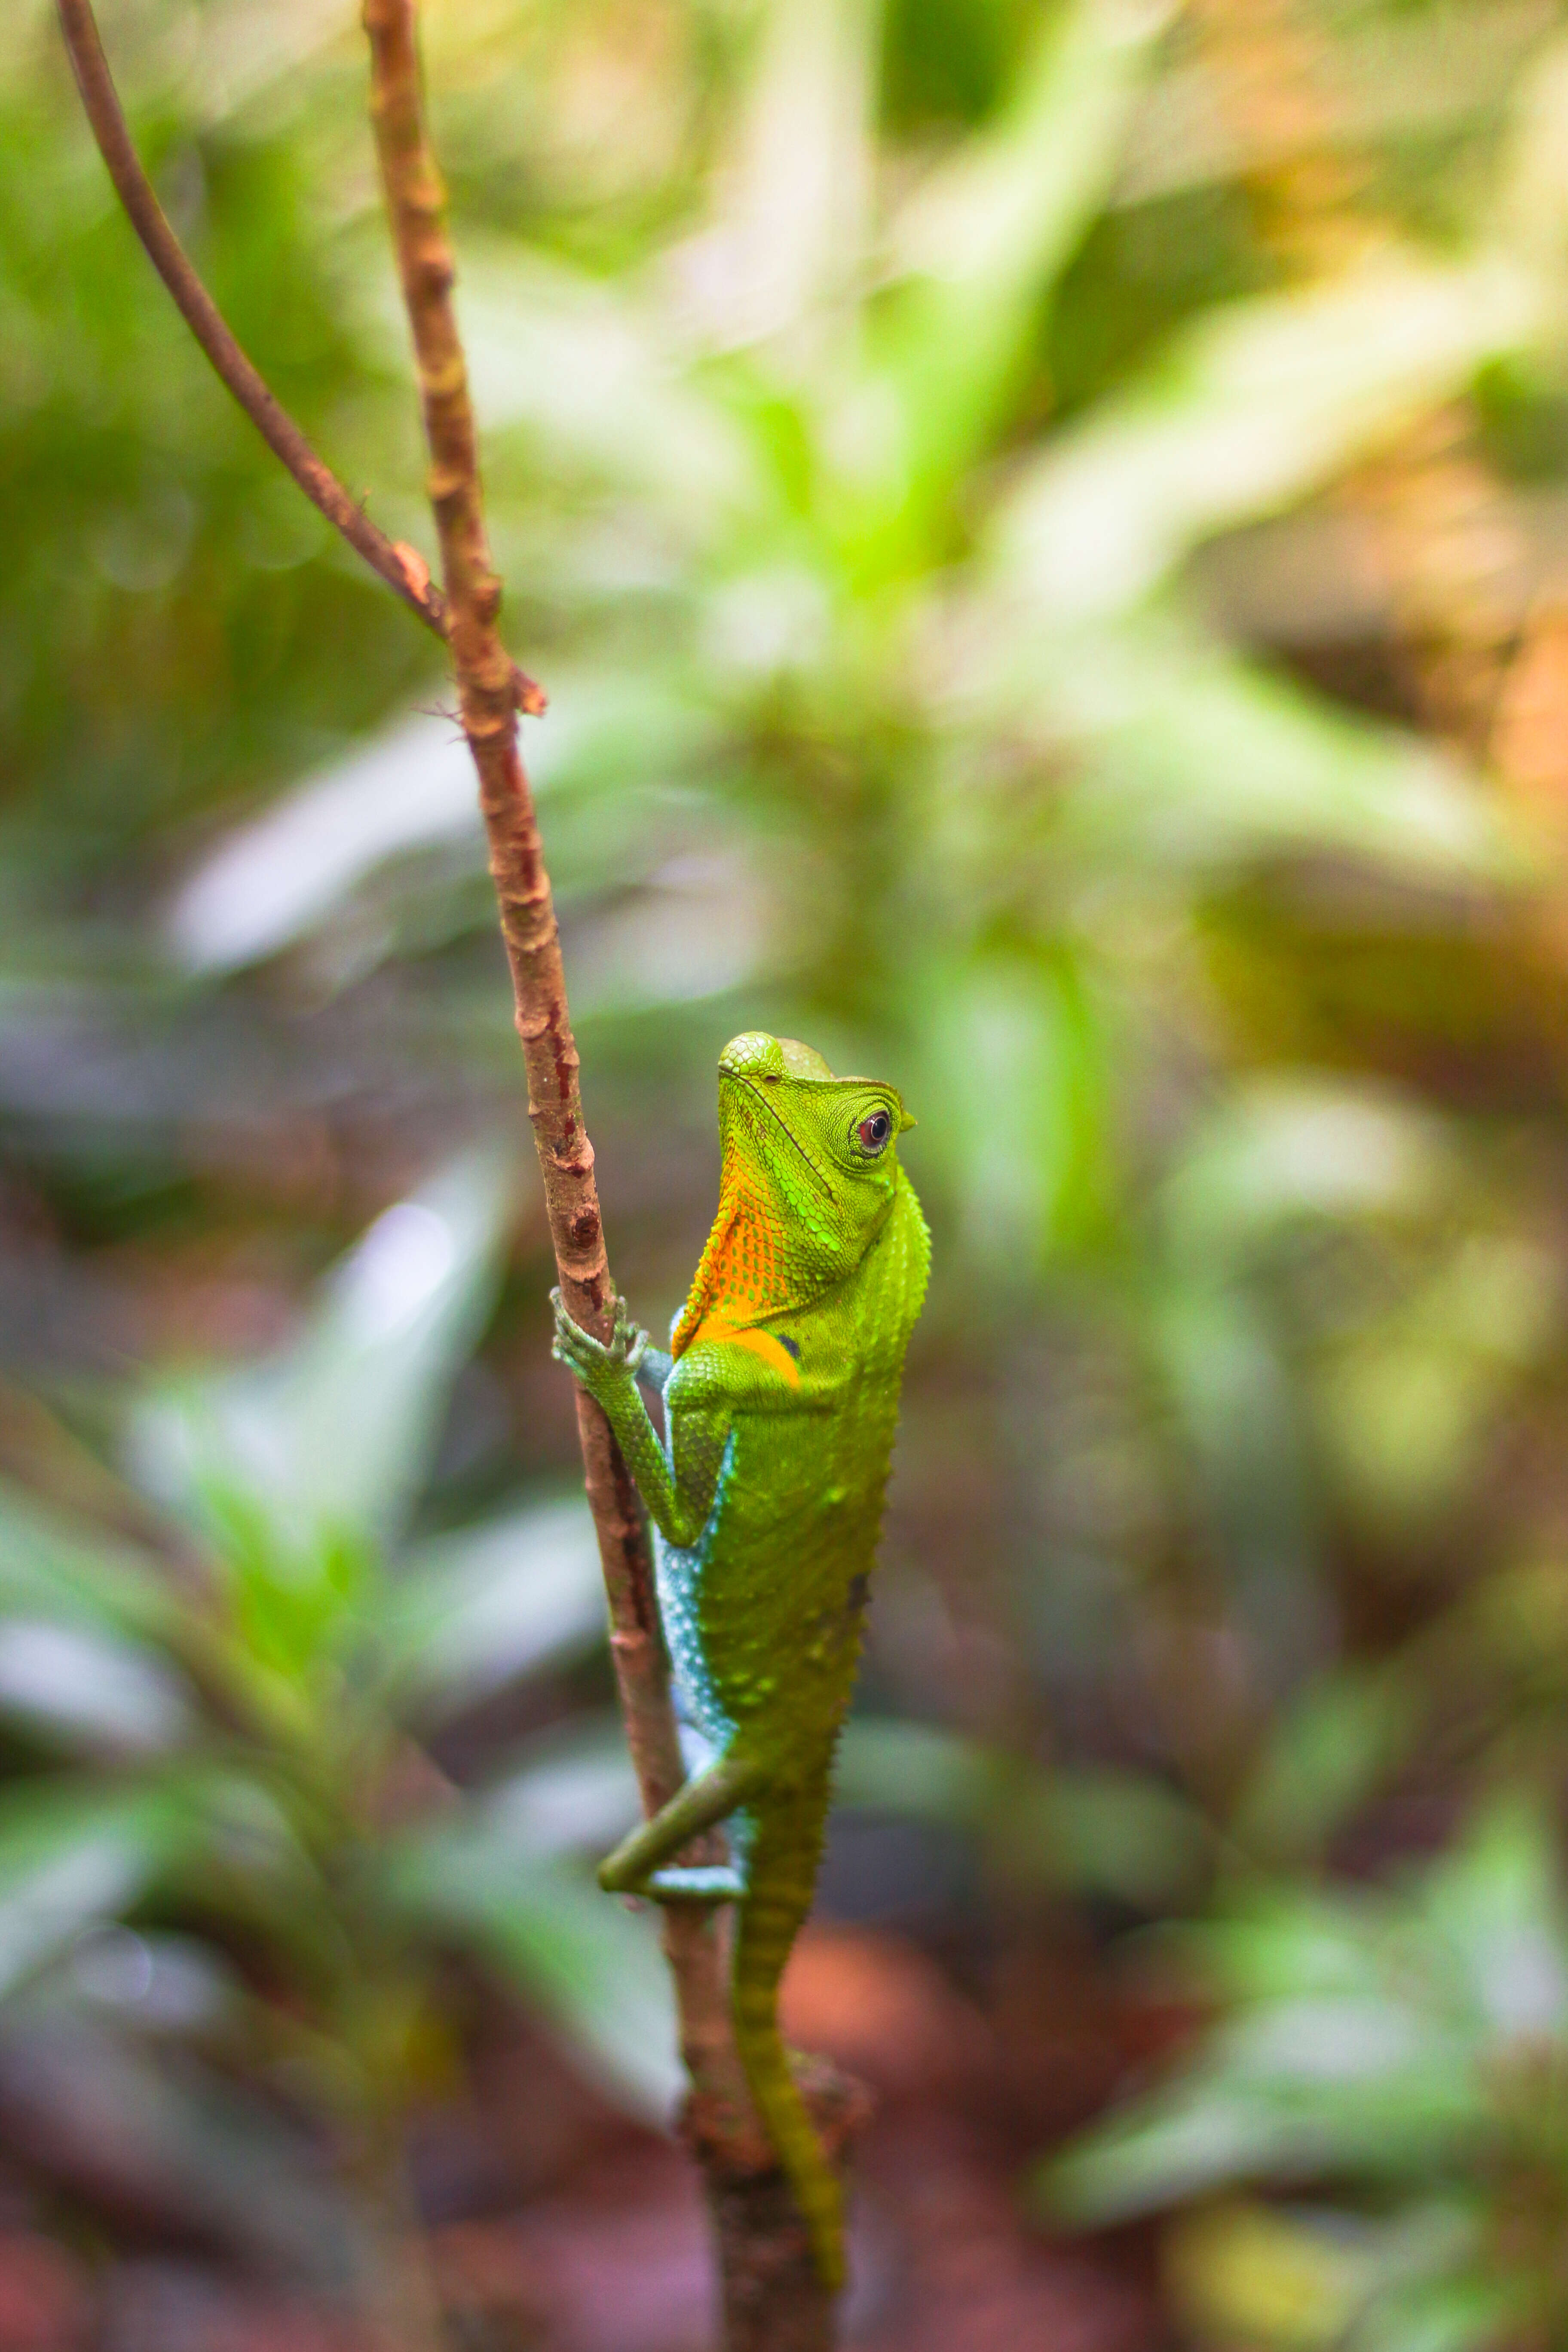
[598,1749,763,1900]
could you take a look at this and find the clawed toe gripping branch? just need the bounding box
[52,0,856,2344]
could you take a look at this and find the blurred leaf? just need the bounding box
[0,1620,193,1758]
[385,1806,680,2122]
[1162,2197,1496,2352]
[836,1717,1209,1905]
[1047,1796,1568,2239]
[1314,1236,1557,1537]
[451,246,756,518]
[0,2005,361,2282]
[1234,1666,1423,1870]
[0,1381,178,1555]
[473,1718,640,1862]
[694,0,877,346]
[0,1784,199,2001]
[129,1154,514,1578]
[1047,2027,1483,2225]
[386,1494,607,1723]
[65,1925,243,2039]
[989,251,1540,625]
[564,837,778,1015]
[1048,1769,1214,1911]
[1048,619,1529,885]
[168,679,726,976]
[208,1507,374,1688]
[1116,2,1554,210]
[1158,1082,1447,1274]
[1361,2272,1522,2352]
[916,949,1109,1275]
[835,1715,997,1817]
[1164,2197,1384,2352]
[1494,30,1568,282]
[0,1476,179,1646]
[1420,1791,1568,2044]
[877,0,1175,512]
[1048,2078,1312,2224]
[168,713,479,976]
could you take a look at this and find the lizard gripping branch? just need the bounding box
[554,1030,931,2290]
[352,0,751,2162]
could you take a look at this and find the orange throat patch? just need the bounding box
[670,1173,802,1377]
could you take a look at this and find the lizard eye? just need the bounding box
[857,1110,892,1155]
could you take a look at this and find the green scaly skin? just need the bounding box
[551,1030,929,2292]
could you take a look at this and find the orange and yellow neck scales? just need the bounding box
[671,1167,805,1387]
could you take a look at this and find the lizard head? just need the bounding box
[669,1031,915,1352]
[715,1029,913,1267]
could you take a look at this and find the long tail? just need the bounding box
[732,1788,844,2293]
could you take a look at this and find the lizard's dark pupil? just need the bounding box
[859,1112,890,1151]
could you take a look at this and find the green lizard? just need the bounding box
[551,1029,929,2291]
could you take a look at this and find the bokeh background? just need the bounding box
[11,0,1568,2345]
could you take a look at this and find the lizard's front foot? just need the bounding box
[551,1289,648,1400]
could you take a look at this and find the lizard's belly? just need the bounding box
[654,1515,736,1751]
[654,1415,892,1757]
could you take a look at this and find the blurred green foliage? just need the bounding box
[1047,1795,1568,2351]
[14,0,1568,2335]
[0,1159,681,2320]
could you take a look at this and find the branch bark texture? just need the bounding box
[358,3,845,2343]
[56,0,851,2331]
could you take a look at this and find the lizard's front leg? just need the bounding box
[554,1293,746,1898]
[551,1290,711,1547]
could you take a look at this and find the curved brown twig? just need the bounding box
[53,0,544,717]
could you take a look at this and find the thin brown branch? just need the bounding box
[356,4,842,2344]
[52,0,543,717]
[56,0,851,2326]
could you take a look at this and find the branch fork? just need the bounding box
[54,0,856,2339]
